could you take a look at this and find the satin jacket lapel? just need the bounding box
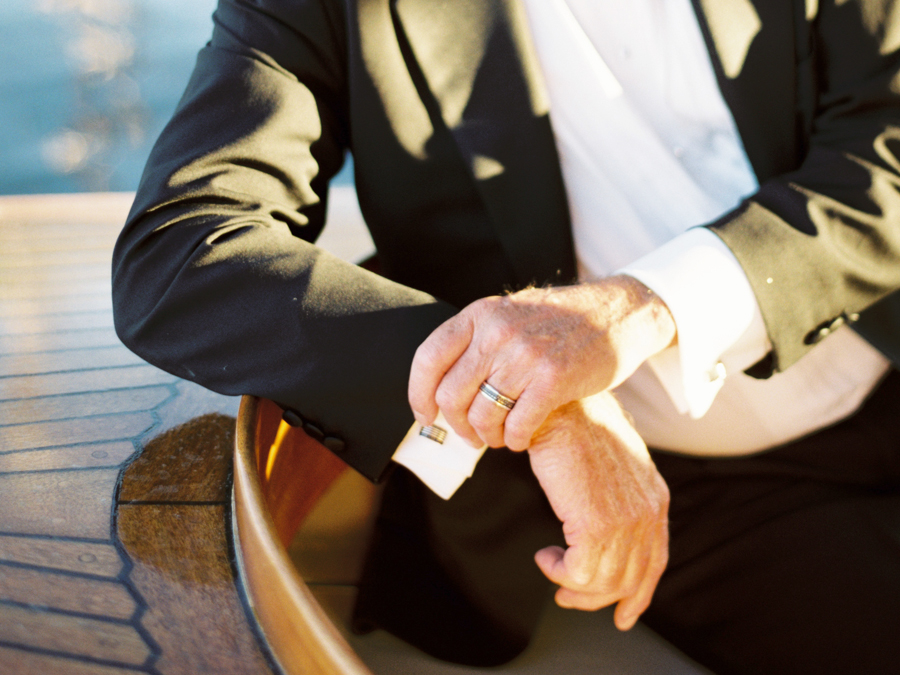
[690,0,806,182]
[392,0,576,287]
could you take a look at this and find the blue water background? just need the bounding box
[0,0,351,195]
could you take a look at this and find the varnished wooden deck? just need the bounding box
[0,193,284,674]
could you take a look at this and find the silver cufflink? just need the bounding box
[419,425,448,445]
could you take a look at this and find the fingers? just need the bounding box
[536,544,624,611]
[534,545,567,584]
[409,301,526,448]
[455,373,556,450]
[433,347,512,446]
[465,383,516,448]
[409,293,575,448]
[613,518,669,630]
[408,313,473,426]
[535,539,603,587]
[501,386,556,450]
[534,517,668,628]
[535,540,621,597]
[427,345,547,449]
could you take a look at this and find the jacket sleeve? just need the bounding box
[709,0,900,375]
[111,0,455,482]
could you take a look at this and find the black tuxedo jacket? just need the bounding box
[113,0,900,664]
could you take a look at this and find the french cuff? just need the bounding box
[392,411,487,500]
[619,227,769,418]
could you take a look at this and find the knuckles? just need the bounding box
[531,362,564,396]
[478,319,519,353]
[511,338,550,367]
[503,424,532,451]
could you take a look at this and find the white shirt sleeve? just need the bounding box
[619,227,771,418]
[392,411,487,500]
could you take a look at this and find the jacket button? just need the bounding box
[282,409,304,427]
[805,328,825,345]
[303,422,325,442]
[323,436,346,454]
[805,314,849,345]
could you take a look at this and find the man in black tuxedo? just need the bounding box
[113,1,900,673]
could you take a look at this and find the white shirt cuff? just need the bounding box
[392,411,487,500]
[619,227,770,418]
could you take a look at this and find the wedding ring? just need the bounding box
[419,424,448,444]
[478,381,517,411]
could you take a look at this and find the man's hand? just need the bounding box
[527,393,670,630]
[408,275,676,450]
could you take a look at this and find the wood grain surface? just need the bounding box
[0,194,277,675]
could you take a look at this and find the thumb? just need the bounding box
[534,545,565,584]
[535,544,594,587]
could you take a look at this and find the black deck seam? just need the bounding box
[0,640,153,673]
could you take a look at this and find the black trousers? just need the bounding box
[357,369,900,672]
[645,368,900,675]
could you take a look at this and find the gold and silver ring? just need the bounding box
[478,381,517,411]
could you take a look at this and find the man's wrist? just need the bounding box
[619,227,769,417]
[580,274,678,390]
[608,273,677,354]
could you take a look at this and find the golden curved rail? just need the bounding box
[233,395,373,675]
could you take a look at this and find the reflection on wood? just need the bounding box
[0,194,275,674]
[119,504,273,675]
[0,327,122,354]
[0,645,141,675]
[0,470,120,539]
[0,442,137,473]
[0,387,171,426]
[0,603,151,665]
[288,467,380,587]
[119,413,235,504]
[0,345,146,377]
[255,399,349,547]
[0,365,176,400]
[0,536,122,577]
[0,413,154,453]
[0,564,137,619]
[117,412,276,674]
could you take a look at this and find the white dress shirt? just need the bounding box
[393,0,891,498]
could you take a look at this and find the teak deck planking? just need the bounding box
[0,193,277,675]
